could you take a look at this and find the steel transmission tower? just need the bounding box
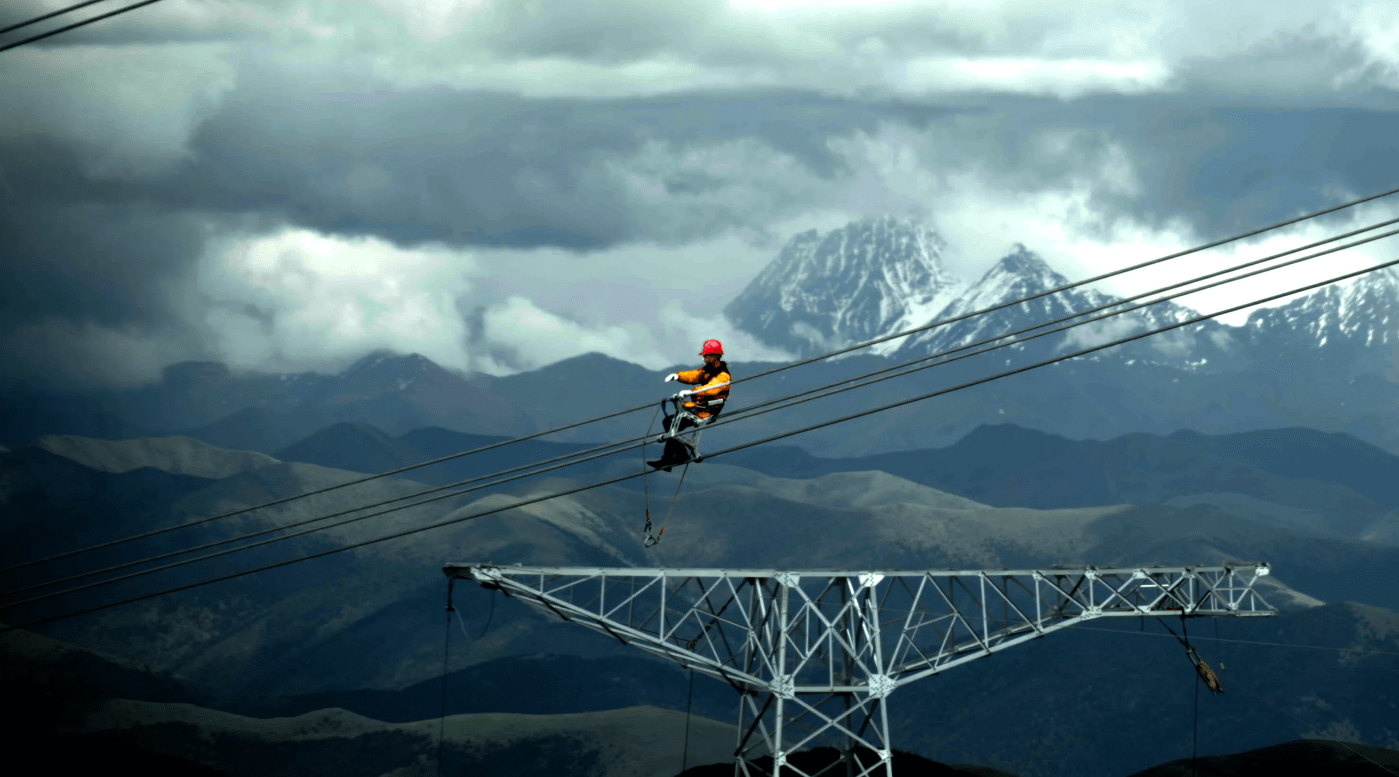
[443,563,1276,776]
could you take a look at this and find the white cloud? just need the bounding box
[193,227,478,373]
[467,293,794,376]
[18,0,1388,104]
[657,302,795,364]
[477,296,670,373]
[0,215,796,384]
[897,56,1171,99]
[1083,198,1399,326]
[1060,316,1142,352]
[448,233,796,373]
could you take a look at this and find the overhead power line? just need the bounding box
[0,0,167,53]
[7,218,1399,605]
[6,251,1398,633]
[8,183,1399,577]
[8,217,1395,604]
[0,0,115,36]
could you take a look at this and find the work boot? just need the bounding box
[648,453,691,472]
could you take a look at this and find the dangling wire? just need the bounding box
[1186,615,1199,777]
[641,401,663,545]
[477,587,497,639]
[645,460,691,548]
[437,579,455,777]
[681,666,695,774]
[1157,615,1224,695]
[1154,613,1222,777]
[449,585,497,641]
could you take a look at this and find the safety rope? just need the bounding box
[1192,653,1201,777]
[1149,614,1218,777]
[437,579,455,777]
[644,460,691,548]
[681,667,695,774]
[641,402,662,547]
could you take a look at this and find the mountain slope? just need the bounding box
[16,429,1399,704]
[0,445,217,575]
[65,701,742,777]
[718,423,1399,542]
[273,422,427,475]
[0,383,150,447]
[1129,739,1399,776]
[891,245,1234,373]
[33,435,279,480]
[1245,265,1399,377]
[246,603,1399,777]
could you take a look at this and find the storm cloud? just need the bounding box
[2,0,1397,386]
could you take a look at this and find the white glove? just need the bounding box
[677,389,692,398]
[664,373,679,382]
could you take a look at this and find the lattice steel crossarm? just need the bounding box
[443,563,1275,776]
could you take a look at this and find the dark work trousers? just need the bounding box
[657,414,699,463]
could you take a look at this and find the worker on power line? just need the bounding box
[647,340,732,471]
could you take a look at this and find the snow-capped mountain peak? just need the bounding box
[991,244,1067,285]
[724,216,963,357]
[888,244,1236,371]
[1246,265,1399,352]
[890,245,1088,356]
[958,244,1072,310]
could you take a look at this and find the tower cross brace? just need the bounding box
[444,563,1276,776]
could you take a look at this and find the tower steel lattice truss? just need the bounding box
[444,563,1276,776]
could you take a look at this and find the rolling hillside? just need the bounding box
[5,426,1398,777]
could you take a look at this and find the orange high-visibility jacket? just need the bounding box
[675,363,731,419]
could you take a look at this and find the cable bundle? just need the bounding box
[3,185,1399,632]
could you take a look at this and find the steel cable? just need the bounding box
[6,220,1396,605]
[0,0,166,53]
[0,0,116,36]
[5,251,1398,633]
[8,184,1397,575]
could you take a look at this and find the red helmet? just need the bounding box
[700,339,724,356]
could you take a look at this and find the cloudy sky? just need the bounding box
[2,0,1398,387]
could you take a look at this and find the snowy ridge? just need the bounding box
[724,216,963,357]
[1246,266,1399,350]
[887,245,1225,367]
[729,216,1389,374]
[892,245,1084,356]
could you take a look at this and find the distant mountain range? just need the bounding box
[4,217,1397,458]
[726,215,1399,376]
